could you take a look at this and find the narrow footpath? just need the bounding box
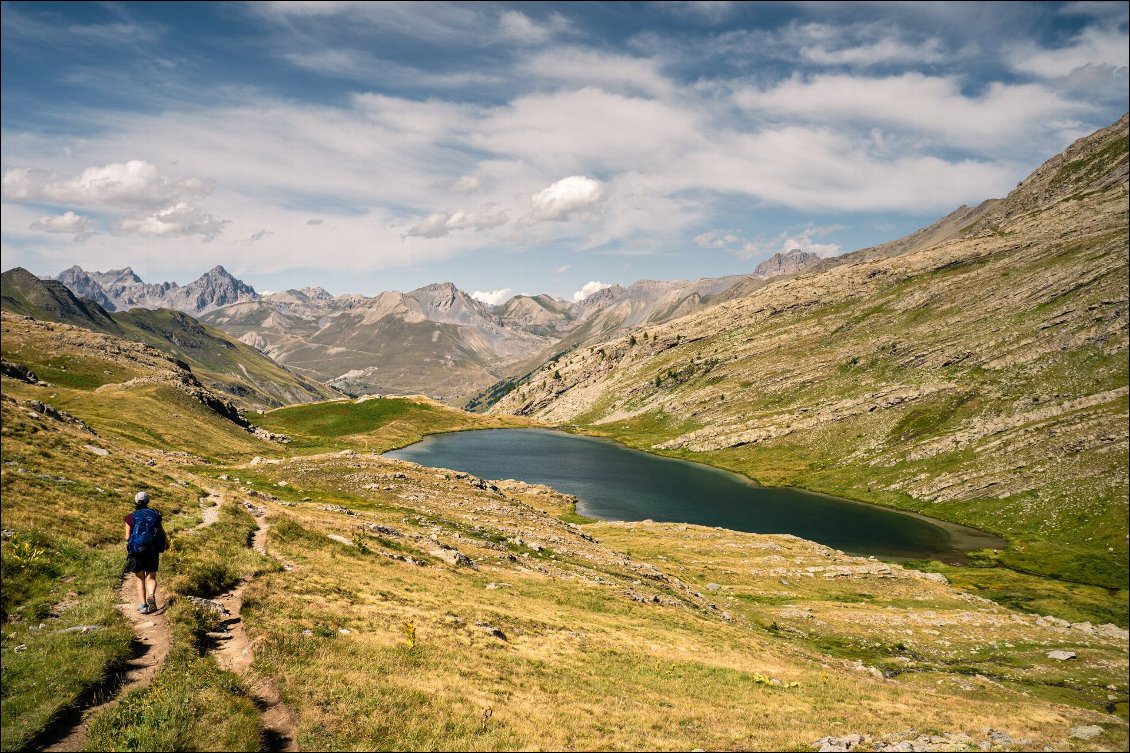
[208,513,300,751]
[42,494,223,752]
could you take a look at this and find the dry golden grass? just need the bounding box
[222,454,1127,751]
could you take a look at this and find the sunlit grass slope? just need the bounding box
[247,395,533,453]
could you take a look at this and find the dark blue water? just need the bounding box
[386,428,1004,560]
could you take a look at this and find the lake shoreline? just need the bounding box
[385,426,1007,563]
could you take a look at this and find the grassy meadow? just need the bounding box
[2,311,1127,751]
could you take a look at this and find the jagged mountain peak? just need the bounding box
[300,285,333,301]
[753,249,821,278]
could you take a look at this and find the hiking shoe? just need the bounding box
[138,603,151,614]
[147,597,157,612]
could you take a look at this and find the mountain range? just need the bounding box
[48,251,821,403]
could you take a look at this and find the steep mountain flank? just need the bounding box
[2,267,123,333]
[1,269,335,408]
[165,265,258,314]
[489,115,1130,588]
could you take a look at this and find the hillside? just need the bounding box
[2,310,1127,750]
[489,114,1130,591]
[1,269,337,409]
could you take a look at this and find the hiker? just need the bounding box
[124,491,168,614]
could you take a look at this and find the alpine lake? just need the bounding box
[386,428,1004,562]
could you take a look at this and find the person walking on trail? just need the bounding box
[125,491,167,614]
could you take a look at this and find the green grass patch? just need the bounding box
[84,643,261,752]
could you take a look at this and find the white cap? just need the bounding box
[135,491,150,505]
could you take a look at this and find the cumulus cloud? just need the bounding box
[117,202,229,241]
[530,176,604,221]
[29,211,97,242]
[404,203,508,239]
[471,288,512,305]
[572,281,612,302]
[693,230,741,249]
[2,160,211,208]
[738,227,842,260]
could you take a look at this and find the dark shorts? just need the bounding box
[125,551,160,573]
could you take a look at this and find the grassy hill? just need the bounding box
[488,116,1129,598]
[3,301,1129,751]
[1,268,337,410]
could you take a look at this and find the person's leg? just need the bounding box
[144,572,157,607]
[135,571,147,606]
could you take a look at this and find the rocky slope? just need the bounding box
[489,114,1130,587]
[200,275,764,404]
[1,269,336,408]
[753,248,821,277]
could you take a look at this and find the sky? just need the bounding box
[1,1,1127,303]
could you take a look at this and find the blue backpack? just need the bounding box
[128,508,164,555]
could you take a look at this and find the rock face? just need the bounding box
[55,266,117,310]
[54,264,258,315]
[488,114,1130,584]
[754,249,820,278]
[167,265,258,314]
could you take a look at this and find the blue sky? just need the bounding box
[2,1,1127,303]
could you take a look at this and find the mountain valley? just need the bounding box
[1,115,1127,752]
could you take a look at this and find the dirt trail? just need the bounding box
[43,493,223,753]
[209,516,300,751]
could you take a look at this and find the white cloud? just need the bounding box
[2,160,211,208]
[572,281,611,302]
[29,211,97,242]
[1009,26,1130,79]
[405,203,508,239]
[450,175,483,193]
[738,226,842,260]
[248,229,273,243]
[471,288,512,305]
[803,36,945,67]
[530,176,604,221]
[733,73,1085,154]
[693,230,741,248]
[117,202,228,241]
[520,48,672,97]
[305,218,323,225]
[471,88,701,173]
[498,10,564,44]
[554,264,572,274]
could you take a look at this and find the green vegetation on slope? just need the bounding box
[2,268,337,409]
[248,395,532,453]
